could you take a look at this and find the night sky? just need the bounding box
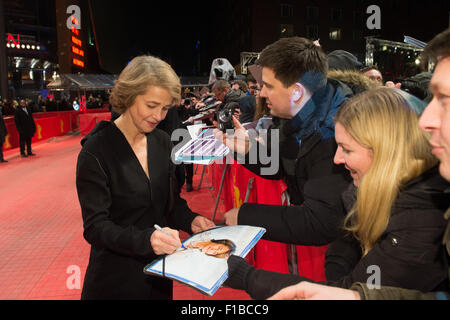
[90,0,216,76]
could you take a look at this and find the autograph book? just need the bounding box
[143,225,266,296]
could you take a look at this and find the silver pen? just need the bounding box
[154,224,186,249]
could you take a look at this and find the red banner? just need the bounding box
[79,112,111,135]
[2,109,110,150]
[4,114,72,150]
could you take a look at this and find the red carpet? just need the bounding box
[0,135,250,300]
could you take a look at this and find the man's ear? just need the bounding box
[291,83,304,104]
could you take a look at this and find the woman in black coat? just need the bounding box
[76,55,215,300]
[225,88,450,299]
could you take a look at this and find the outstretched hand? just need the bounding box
[191,215,216,234]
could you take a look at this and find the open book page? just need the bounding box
[144,225,265,296]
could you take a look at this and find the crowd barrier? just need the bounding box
[209,160,328,282]
[79,112,111,135]
[2,109,109,150]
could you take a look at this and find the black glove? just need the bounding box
[224,255,254,290]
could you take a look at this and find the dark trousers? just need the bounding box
[185,163,193,185]
[0,142,4,161]
[19,135,32,155]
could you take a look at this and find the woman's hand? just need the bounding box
[150,227,182,255]
[191,215,216,234]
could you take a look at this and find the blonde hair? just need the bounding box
[109,55,181,114]
[335,87,438,256]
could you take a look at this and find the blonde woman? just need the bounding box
[76,56,214,300]
[225,87,449,299]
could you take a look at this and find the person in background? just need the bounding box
[361,65,383,84]
[14,99,36,158]
[231,80,248,96]
[246,74,261,97]
[238,74,260,124]
[268,28,450,301]
[327,50,362,72]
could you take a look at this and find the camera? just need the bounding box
[217,104,235,132]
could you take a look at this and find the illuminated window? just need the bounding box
[280,24,294,38]
[329,28,342,40]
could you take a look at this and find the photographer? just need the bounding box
[212,80,245,131]
[178,95,200,125]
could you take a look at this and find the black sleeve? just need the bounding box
[76,150,157,260]
[324,233,362,282]
[238,174,350,246]
[331,208,448,291]
[225,255,317,300]
[14,112,22,133]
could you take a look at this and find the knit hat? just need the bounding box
[328,50,362,71]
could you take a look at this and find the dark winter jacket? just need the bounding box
[239,95,256,124]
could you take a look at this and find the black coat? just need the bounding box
[14,107,36,138]
[0,108,7,143]
[239,95,256,124]
[76,121,199,299]
[227,166,450,299]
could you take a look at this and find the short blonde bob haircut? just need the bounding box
[335,87,438,256]
[109,55,181,114]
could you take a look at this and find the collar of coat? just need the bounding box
[274,78,348,144]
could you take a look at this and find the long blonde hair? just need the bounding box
[335,88,438,255]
